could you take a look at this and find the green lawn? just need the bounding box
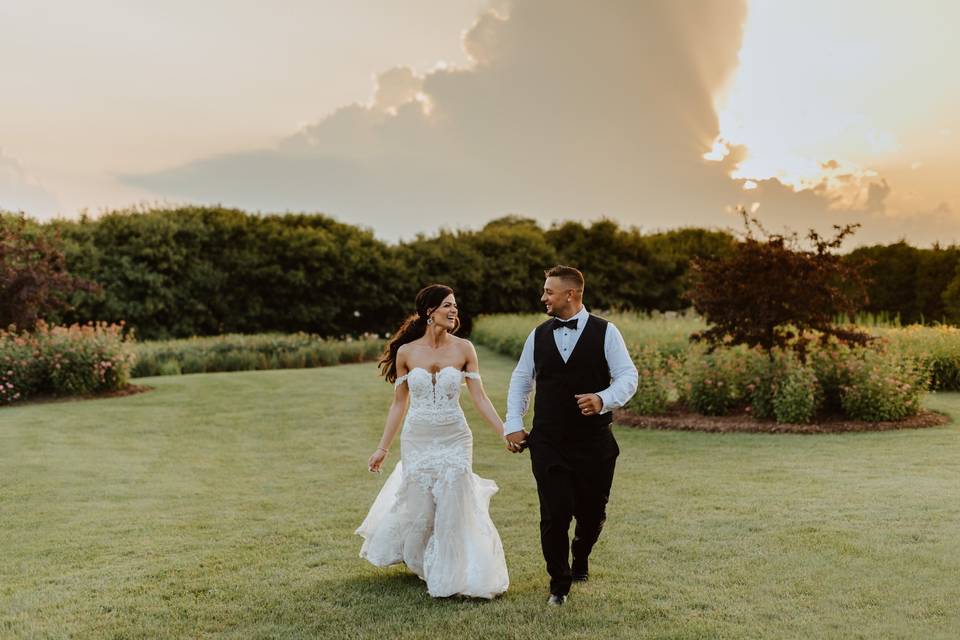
[2,347,959,639]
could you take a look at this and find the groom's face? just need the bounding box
[541,277,576,318]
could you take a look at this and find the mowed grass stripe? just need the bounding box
[1,348,959,639]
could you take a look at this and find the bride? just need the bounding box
[355,284,512,599]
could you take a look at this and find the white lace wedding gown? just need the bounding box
[355,366,509,599]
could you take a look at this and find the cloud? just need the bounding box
[0,148,59,215]
[123,0,956,246]
[371,66,424,113]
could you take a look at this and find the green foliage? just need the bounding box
[472,310,705,361]
[31,207,743,340]
[840,348,929,421]
[848,241,960,325]
[473,313,937,423]
[688,209,872,358]
[0,213,98,331]
[131,333,385,378]
[772,361,821,424]
[744,351,780,419]
[51,207,403,340]
[0,332,44,402]
[624,345,673,415]
[684,346,756,416]
[0,321,134,403]
[10,206,960,344]
[867,325,960,391]
[469,314,538,360]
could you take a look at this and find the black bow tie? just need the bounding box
[552,318,578,331]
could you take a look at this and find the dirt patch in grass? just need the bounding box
[1,384,153,408]
[614,406,951,434]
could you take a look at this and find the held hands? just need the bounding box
[367,447,388,473]
[575,393,603,416]
[504,430,528,454]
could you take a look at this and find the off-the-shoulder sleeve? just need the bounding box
[463,371,481,381]
[394,373,409,388]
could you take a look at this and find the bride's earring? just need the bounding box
[427,317,434,325]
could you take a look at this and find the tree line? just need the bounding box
[2,206,959,339]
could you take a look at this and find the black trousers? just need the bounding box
[528,428,619,596]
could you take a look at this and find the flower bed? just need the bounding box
[0,321,134,405]
[473,313,943,428]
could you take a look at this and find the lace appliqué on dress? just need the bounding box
[356,365,508,599]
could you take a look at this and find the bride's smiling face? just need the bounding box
[429,294,459,331]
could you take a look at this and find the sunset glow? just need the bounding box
[1,0,958,244]
[713,0,960,221]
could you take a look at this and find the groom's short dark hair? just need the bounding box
[544,265,584,291]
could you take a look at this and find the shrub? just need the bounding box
[0,214,99,331]
[0,332,44,402]
[808,341,856,412]
[840,349,928,421]
[772,362,821,423]
[472,312,938,424]
[0,321,133,404]
[877,324,960,391]
[625,345,672,415]
[685,347,755,415]
[687,208,871,358]
[39,322,133,395]
[129,333,385,377]
[744,351,782,420]
[337,340,366,364]
[157,359,182,376]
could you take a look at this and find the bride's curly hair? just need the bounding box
[379,284,460,383]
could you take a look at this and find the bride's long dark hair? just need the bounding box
[379,284,460,383]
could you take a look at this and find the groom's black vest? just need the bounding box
[532,314,612,439]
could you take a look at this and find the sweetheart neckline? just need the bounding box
[407,365,463,376]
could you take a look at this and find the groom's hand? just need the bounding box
[505,430,528,453]
[575,393,603,416]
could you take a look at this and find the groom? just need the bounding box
[503,265,638,606]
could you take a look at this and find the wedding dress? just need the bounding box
[355,366,509,599]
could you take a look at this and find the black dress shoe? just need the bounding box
[571,558,589,582]
[547,593,567,606]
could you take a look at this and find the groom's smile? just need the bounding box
[541,276,581,320]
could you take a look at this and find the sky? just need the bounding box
[1,0,958,247]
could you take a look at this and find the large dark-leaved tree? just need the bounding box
[0,213,98,331]
[686,208,873,359]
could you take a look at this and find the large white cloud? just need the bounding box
[123,0,952,246]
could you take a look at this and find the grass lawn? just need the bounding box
[2,347,959,639]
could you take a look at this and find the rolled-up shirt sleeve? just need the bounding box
[503,330,536,435]
[596,323,638,414]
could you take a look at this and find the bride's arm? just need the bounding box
[462,342,506,439]
[367,350,410,472]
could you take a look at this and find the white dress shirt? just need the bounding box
[503,306,638,435]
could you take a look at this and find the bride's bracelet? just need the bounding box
[377,447,389,454]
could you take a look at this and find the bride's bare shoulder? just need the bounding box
[397,340,423,353]
[451,335,477,354]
